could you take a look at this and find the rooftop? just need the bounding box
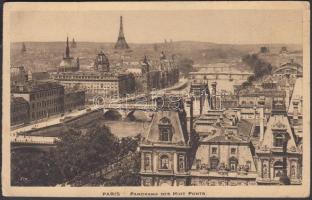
[12,81,64,93]
[11,96,28,105]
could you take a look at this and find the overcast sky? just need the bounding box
[10,10,303,44]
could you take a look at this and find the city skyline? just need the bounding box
[10,10,303,44]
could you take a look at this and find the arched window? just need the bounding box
[241,101,246,105]
[159,117,173,141]
[210,156,219,170]
[274,161,284,178]
[229,157,238,171]
[274,133,284,147]
[160,155,169,169]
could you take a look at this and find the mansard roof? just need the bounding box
[257,114,300,153]
[143,110,188,145]
[288,77,303,115]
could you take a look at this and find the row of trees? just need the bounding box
[241,53,273,88]
[11,124,141,186]
[242,54,273,79]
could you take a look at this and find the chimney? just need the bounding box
[189,97,194,135]
[292,100,299,126]
[258,97,265,143]
[285,82,290,109]
[211,81,217,110]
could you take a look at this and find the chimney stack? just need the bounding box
[189,97,194,136]
[292,100,299,126]
[285,82,290,109]
[258,96,265,143]
[211,81,217,110]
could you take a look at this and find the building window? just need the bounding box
[144,153,152,171]
[160,155,169,169]
[262,162,269,178]
[196,159,201,170]
[274,133,284,147]
[290,163,297,178]
[158,117,173,142]
[231,148,236,154]
[241,101,246,105]
[229,157,238,171]
[178,155,185,172]
[210,156,219,170]
[211,147,217,154]
[273,161,283,178]
[246,161,251,171]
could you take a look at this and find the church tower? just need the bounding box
[64,36,70,58]
[71,38,77,48]
[114,16,130,49]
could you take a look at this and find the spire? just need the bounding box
[71,37,77,48]
[65,36,70,58]
[119,16,124,38]
[115,16,130,49]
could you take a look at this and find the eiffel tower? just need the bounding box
[114,16,130,49]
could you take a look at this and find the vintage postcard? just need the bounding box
[2,1,310,198]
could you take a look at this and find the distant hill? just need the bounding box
[10,41,302,72]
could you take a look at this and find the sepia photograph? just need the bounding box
[2,1,310,198]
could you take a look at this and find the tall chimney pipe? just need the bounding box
[258,97,265,143]
[211,81,217,110]
[292,100,299,126]
[190,97,194,136]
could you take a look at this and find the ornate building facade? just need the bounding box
[52,71,135,98]
[140,97,192,186]
[255,97,302,185]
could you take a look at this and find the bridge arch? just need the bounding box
[103,109,123,120]
[124,110,151,121]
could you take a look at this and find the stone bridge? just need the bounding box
[96,103,157,120]
[189,71,253,81]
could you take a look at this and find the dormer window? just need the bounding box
[274,133,284,147]
[159,117,173,142]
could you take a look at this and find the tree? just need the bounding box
[106,152,141,186]
[11,150,63,186]
[242,53,273,81]
[11,125,141,186]
[53,125,120,181]
[177,58,195,75]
